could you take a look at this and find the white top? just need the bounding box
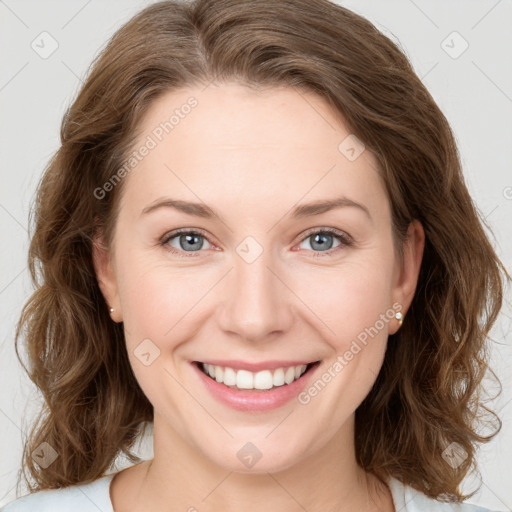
[0,473,500,511]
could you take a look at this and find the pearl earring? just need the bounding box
[109,307,114,313]
[395,311,403,326]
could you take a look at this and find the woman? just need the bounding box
[3,0,508,510]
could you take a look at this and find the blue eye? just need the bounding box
[161,229,212,256]
[297,228,353,257]
[160,227,352,258]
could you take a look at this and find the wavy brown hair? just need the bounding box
[14,0,509,502]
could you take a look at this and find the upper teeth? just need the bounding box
[202,363,309,390]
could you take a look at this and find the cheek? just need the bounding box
[115,247,229,381]
[293,263,396,416]
[114,255,207,407]
[293,256,395,343]
[117,257,206,344]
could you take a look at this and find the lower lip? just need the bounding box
[191,361,321,412]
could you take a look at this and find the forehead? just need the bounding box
[138,82,355,152]
[119,82,386,219]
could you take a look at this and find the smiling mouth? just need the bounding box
[193,360,321,391]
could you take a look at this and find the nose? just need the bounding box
[216,249,294,343]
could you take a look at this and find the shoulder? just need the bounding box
[386,476,500,512]
[0,474,115,512]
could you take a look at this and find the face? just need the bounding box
[94,82,424,474]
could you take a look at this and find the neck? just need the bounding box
[125,414,394,512]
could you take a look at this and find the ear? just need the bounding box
[92,234,122,322]
[389,219,425,334]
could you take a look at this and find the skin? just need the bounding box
[93,82,425,512]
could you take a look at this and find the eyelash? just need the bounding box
[159,227,353,259]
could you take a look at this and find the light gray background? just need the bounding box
[1,0,511,509]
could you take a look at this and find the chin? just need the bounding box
[204,439,308,475]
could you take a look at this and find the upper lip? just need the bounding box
[194,359,319,372]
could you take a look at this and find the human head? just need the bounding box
[16,0,507,501]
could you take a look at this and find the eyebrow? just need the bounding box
[140,196,372,222]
